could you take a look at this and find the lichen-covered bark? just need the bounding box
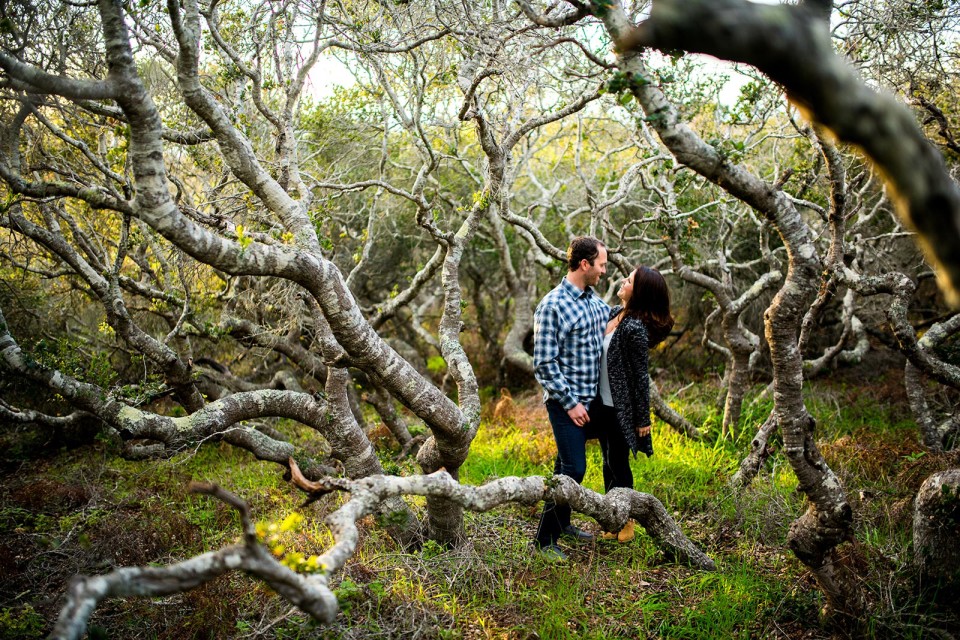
[49,484,337,640]
[622,0,960,306]
[3,198,204,412]
[902,314,960,451]
[840,270,960,389]
[730,415,778,488]
[490,208,538,382]
[410,57,603,542]
[913,469,960,597]
[760,200,858,621]
[667,239,773,437]
[290,465,716,572]
[51,467,716,639]
[309,304,420,544]
[579,0,859,620]
[367,383,415,449]
[0,305,335,477]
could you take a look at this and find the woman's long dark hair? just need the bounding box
[623,266,674,347]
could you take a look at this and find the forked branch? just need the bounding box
[49,483,338,640]
[51,467,715,639]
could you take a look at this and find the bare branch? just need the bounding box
[620,0,960,305]
[0,51,116,100]
[515,0,591,28]
[0,402,91,428]
[49,484,338,640]
[53,467,713,639]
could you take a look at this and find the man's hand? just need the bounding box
[567,403,590,427]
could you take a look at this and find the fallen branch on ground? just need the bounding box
[49,483,337,640]
[50,466,714,639]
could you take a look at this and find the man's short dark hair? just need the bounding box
[567,236,605,271]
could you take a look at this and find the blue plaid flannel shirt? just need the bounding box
[533,278,610,410]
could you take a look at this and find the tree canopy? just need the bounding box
[1,0,959,637]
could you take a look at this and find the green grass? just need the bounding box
[437,387,812,638]
[1,378,957,638]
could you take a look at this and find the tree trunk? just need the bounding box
[913,468,960,598]
[584,1,861,621]
[721,348,751,438]
[368,383,415,450]
[311,307,420,544]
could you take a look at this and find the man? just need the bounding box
[532,236,609,560]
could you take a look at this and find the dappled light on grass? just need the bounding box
[330,510,816,639]
[461,421,556,483]
[443,389,824,637]
[2,380,957,637]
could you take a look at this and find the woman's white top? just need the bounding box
[598,331,615,407]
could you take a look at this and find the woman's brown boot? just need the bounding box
[617,520,635,543]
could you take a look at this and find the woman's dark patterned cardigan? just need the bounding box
[606,305,651,455]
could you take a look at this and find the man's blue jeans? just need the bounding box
[534,399,597,547]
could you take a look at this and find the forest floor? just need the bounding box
[1,368,958,639]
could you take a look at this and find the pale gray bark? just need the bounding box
[223,316,328,383]
[369,246,445,330]
[1,0,478,542]
[673,252,779,437]
[309,305,420,544]
[613,0,960,307]
[558,0,859,619]
[3,199,204,412]
[804,289,859,378]
[903,314,960,451]
[49,483,338,640]
[653,167,778,437]
[837,315,870,366]
[367,383,416,450]
[840,270,960,389]
[52,468,713,639]
[798,127,856,379]
[489,206,537,382]
[0,304,335,476]
[0,403,92,428]
[291,465,715,573]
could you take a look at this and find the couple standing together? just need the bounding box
[532,236,674,560]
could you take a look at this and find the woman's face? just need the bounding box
[617,270,635,303]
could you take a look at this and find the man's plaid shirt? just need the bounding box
[533,277,610,410]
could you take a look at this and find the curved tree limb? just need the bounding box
[49,483,338,640]
[287,463,716,572]
[0,304,334,477]
[649,377,701,440]
[618,0,960,305]
[581,0,858,619]
[730,414,778,488]
[52,468,714,639]
[0,402,92,428]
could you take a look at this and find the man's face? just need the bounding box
[582,246,607,287]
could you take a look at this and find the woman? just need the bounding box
[593,266,674,543]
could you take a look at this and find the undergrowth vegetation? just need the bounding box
[1,376,958,639]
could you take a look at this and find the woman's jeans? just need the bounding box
[534,399,597,548]
[590,400,634,492]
